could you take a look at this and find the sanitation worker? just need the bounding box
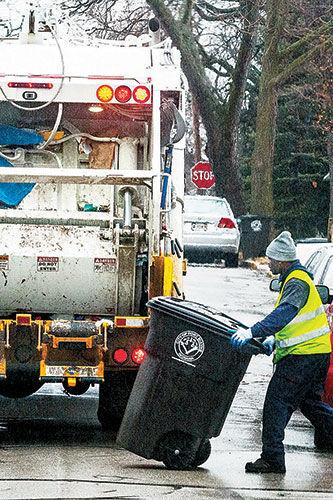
[231,231,333,473]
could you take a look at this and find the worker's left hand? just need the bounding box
[261,335,275,356]
[230,328,252,349]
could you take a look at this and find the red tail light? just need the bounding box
[115,85,131,103]
[131,347,146,365]
[218,217,236,229]
[133,86,150,103]
[113,348,128,364]
[8,82,53,89]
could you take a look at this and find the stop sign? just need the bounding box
[191,162,216,189]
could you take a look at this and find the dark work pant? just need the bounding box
[261,353,332,467]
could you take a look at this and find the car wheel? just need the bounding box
[225,252,239,268]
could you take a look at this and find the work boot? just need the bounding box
[314,430,333,452]
[245,457,286,474]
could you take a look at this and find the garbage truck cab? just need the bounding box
[0,2,186,430]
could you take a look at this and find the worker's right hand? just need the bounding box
[230,328,252,349]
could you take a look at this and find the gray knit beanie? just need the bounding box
[265,231,297,261]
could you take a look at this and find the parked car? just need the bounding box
[305,244,333,296]
[183,195,240,266]
[296,237,328,265]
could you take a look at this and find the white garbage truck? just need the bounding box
[0,1,186,430]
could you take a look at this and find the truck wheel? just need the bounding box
[0,370,43,398]
[191,439,211,467]
[97,371,137,432]
[156,431,196,470]
[225,252,238,268]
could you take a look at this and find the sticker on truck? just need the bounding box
[37,256,59,272]
[94,257,117,273]
[45,365,100,378]
[0,255,9,270]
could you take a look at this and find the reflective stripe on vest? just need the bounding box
[276,325,329,348]
[288,304,326,325]
[273,269,331,363]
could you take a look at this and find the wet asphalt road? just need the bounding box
[0,264,332,499]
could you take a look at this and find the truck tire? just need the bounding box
[0,369,43,398]
[156,431,197,470]
[97,371,137,432]
[225,252,238,268]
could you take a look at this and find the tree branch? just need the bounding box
[194,4,239,22]
[197,42,234,76]
[271,36,333,87]
[279,19,333,64]
[225,0,261,136]
[180,0,193,25]
[197,1,240,16]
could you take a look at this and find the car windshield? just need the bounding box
[184,198,228,215]
[306,250,325,274]
[320,255,333,290]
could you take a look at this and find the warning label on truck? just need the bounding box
[0,255,9,270]
[37,256,59,272]
[94,257,117,273]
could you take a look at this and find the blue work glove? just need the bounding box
[230,328,252,349]
[261,335,275,356]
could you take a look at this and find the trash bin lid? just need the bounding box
[147,297,248,338]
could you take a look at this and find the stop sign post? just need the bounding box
[191,162,216,189]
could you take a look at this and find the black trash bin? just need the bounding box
[238,214,272,259]
[117,297,265,469]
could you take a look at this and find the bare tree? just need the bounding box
[251,0,333,221]
[145,0,262,214]
[67,0,262,215]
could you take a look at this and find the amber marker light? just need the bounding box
[96,85,113,102]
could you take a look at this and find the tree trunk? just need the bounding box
[327,131,333,241]
[250,0,285,217]
[208,119,245,214]
[251,83,277,215]
[192,97,201,164]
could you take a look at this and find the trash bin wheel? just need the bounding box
[97,371,137,432]
[225,252,238,268]
[156,431,197,470]
[192,439,211,467]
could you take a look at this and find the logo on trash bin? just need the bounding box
[173,330,205,366]
[250,219,262,232]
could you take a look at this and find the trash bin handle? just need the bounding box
[213,314,247,330]
[170,298,249,330]
[250,338,269,354]
[227,329,269,355]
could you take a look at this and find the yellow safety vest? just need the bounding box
[273,269,331,364]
